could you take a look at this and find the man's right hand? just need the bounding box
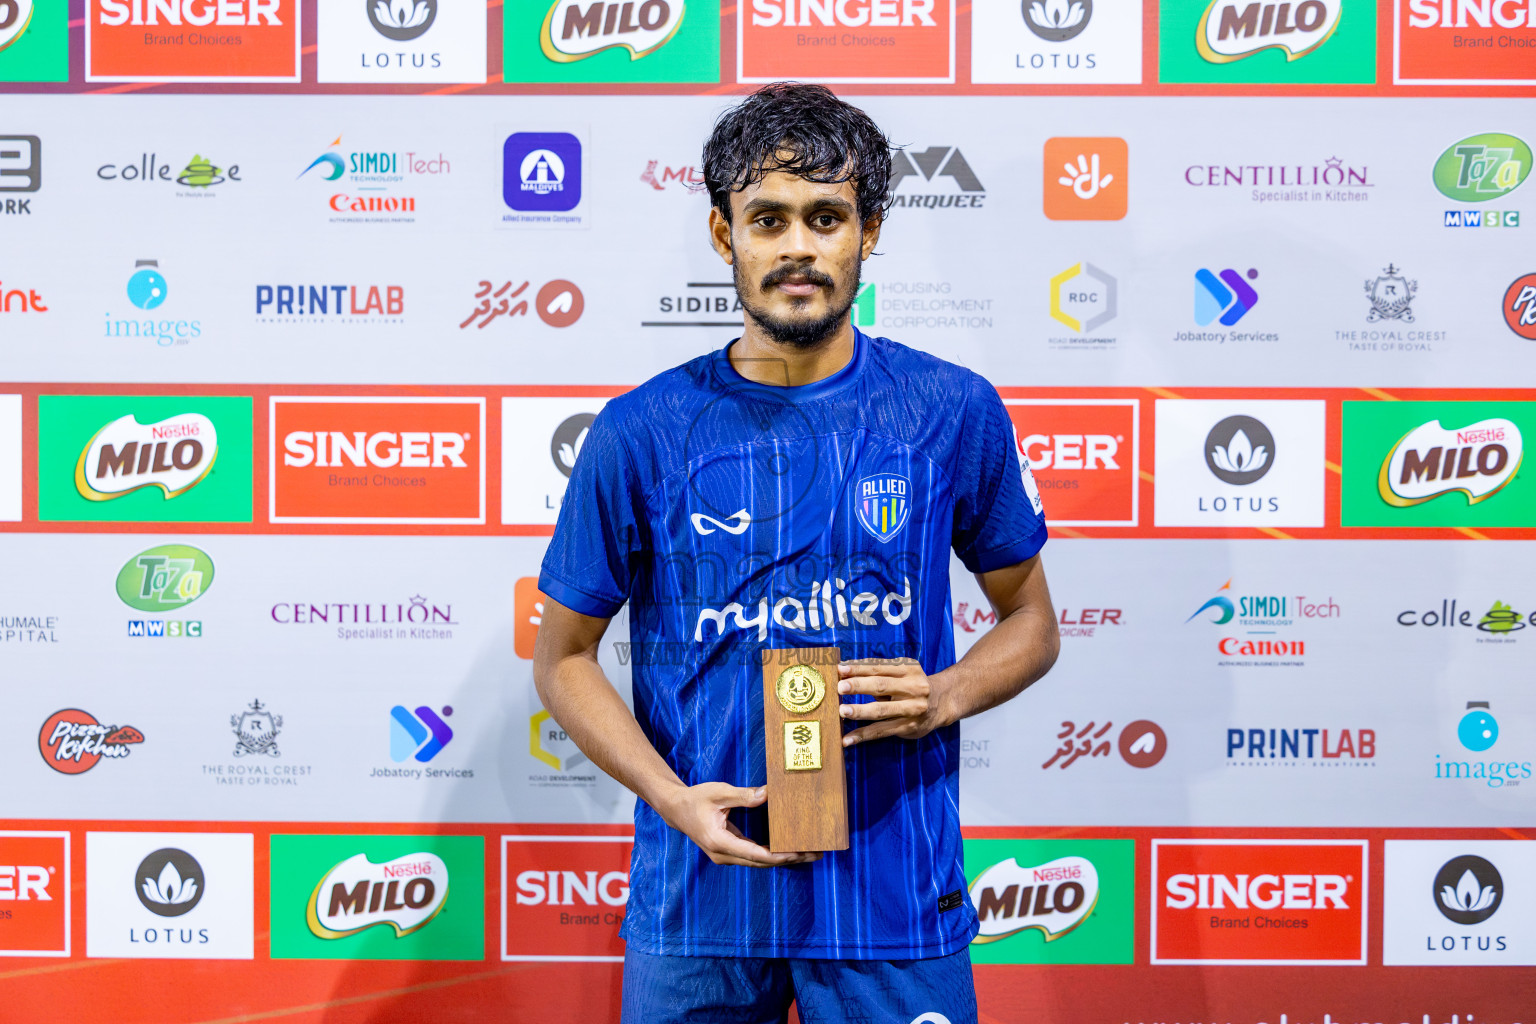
[656,782,822,868]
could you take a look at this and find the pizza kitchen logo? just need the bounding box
[306,852,449,940]
[38,709,144,775]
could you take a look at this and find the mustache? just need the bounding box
[760,263,836,292]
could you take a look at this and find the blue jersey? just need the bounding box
[538,328,1048,959]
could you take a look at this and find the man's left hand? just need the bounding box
[837,658,951,747]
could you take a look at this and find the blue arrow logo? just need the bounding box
[389,705,454,763]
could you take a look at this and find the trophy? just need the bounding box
[761,645,848,853]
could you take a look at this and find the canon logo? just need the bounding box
[283,431,468,469]
[749,0,936,28]
[1407,0,1536,27]
[0,865,53,900]
[97,0,284,26]
[515,869,629,906]
[1165,873,1349,910]
[1019,433,1119,471]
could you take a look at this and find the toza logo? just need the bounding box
[541,0,686,61]
[75,413,217,502]
[115,545,214,612]
[307,851,449,939]
[970,855,1098,942]
[1377,417,1522,507]
[1196,0,1342,63]
[1433,134,1531,203]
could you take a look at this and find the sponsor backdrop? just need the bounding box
[1,2,1533,1023]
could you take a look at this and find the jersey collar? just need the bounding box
[713,327,868,403]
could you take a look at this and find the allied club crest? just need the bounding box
[232,699,282,758]
[854,473,911,544]
[1365,264,1417,323]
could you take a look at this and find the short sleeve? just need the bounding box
[951,376,1048,574]
[538,404,647,618]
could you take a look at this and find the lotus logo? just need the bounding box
[115,545,214,612]
[1433,134,1531,203]
[550,412,596,478]
[307,852,449,939]
[1203,415,1276,486]
[1433,855,1502,925]
[368,0,437,41]
[1023,0,1091,42]
[541,0,687,62]
[1377,418,1522,508]
[135,848,205,918]
[1196,0,1342,64]
[74,412,218,502]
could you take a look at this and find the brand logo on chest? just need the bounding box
[855,473,911,543]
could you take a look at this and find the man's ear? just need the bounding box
[860,212,883,261]
[708,206,734,266]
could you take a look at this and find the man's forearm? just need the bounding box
[932,600,1059,725]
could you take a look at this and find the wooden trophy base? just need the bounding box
[761,645,848,853]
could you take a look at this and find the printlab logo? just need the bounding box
[254,283,405,323]
[1195,268,1258,326]
[1203,415,1274,485]
[1225,726,1375,765]
[1506,274,1536,340]
[1364,264,1416,323]
[135,848,204,918]
[370,0,436,40]
[1043,137,1127,220]
[1042,719,1166,769]
[889,147,986,209]
[551,413,595,479]
[390,704,453,763]
[0,134,40,209]
[1434,855,1502,925]
[232,699,281,757]
[460,278,584,330]
[38,708,144,775]
[1436,134,1528,228]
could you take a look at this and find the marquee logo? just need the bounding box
[889,146,985,209]
[307,852,448,939]
[971,855,1098,942]
[0,831,69,956]
[739,0,953,83]
[38,709,144,775]
[1196,0,1342,63]
[541,0,686,61]
[87,0,300,82]
[116,545,213,612]
[1377,417,1522,507]
[75,413,217,502]
[1433,134,1532,203]
[502,835,630,960]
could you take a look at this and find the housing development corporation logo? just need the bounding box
[38,709,144,774]
[317,0,486,84]
[964,840,1134,965]
[1159,0,1373,82]
[1435,134,1529,229]
[1044,137,1127,220]
[1397,0,1536,85]
[87,0,300,82]
[0,831,69,956]
[1383,841,1535,966]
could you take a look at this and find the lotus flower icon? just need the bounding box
[369,0,437,40]
[1210,429,1268,475]
[1202,415,1277,485]
[135,848,206,917]
[1432,854,1503,925]
[144,860,198,907]
[1030,0,1086,29]
[1440,868,1497,914]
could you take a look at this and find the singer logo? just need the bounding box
[270,397,485,524]
[0,832,70,956]
[739,0,953,83]
[1152,840,1367,964]
[1005,400,1138,526]
[1396,0,1536,85]
[74,413,216,502]
[87,0,300,82]
[1378,418,1523,508]
[502,835,631,961]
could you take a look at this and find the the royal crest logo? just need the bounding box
[854,473,911,543]
[1378,418,1523,507]
[1365,264,1417,323]
[74,413,217,502]
[232,699,282,758]
[540,0,686,61]
[969,855,1099,942]
[306,852,449,939]
[1195,0,1342,63]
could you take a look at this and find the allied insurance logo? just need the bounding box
[270,397,485,525]
[1152,839,1368,964]
[1396,0,1536,85]
[86,0,301,82]
[0,831,70,957]
[1004,400,1138,526]
[738,0,954,84]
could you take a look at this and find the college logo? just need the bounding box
[1396,0,1536,85]
[318,0,484,83]
[1377,417,1522,507]
[38,708,144,775]
[503,835,630,960]
[95,153,244,197]
[1195,0,1341,63]
[1005,400,1137,526]
[232,699,281,758]
[271,397,484,524]
[1160,0,1373,82]
[74,413,215,502]
[739,0,953,83]
[271,835,483,960]
[1506,274,1536,340]
[115,545,213,612]
[1043,137,1126,220]
[854,473,910,543]
[0,831,69,957]
[1152,840,1368,964]
[963,839,1133,964]
[87,0,300,82]
[1383,841,1534,966]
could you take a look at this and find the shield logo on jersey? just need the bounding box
[854,473,911,543]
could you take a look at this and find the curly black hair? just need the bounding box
[702,82,894,225]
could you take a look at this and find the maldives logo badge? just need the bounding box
[1159,0,1374,83]
[38,709,144,775]
[86,0,301,82]
[964,839,1133,964]
[507,0,718,82]
[854,473,911,543]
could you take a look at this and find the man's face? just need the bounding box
[710,168,879,349]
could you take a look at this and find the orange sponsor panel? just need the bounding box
[514,577,547,660]
[739,0,954,82]
[1006,400,1138,526]
[1043,137,1129,222]
[270,397,485,524]
[502,835,631,961]
[0,832,70,957]
[87,0,301,82]
[1395,0,1536,84]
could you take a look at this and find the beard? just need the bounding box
[733,250,862,350]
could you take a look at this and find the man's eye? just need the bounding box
[756,216,781,229]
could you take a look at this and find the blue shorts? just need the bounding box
[619,945,978,1024]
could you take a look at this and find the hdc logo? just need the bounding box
[502,835,631,961]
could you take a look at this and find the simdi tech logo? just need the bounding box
[505,0,720,83]
[738,0,954,83]
[269,834,483,960]
[964,839,1133,964]
[0,0,67,83]
[36,395,253,523]
[1383,840,1536,965]
[0,831,70,956]
[86,0,300,82]
[1159,0,1375,83]
[317,0,486,84]
[1152,839,1368,964]
[1396,0,1536,85]
[1043,137,1126,221]
[502,835,630,961]
[270,396,485,525]
[1341,401,1532,527]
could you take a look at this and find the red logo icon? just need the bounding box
[38,709,144,775]
[0,832,70,955]
[1504,273,1536,340]
[87,0,301,82]
[739,0,954,83]
[502,835,631,961]
[1005,400,1138,526]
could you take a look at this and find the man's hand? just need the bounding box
[655,782,821,868]
[837,658,952,747]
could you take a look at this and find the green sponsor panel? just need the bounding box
[0,0,69,83]
[503,0,720,83]
[1158,0,1375,84]
[269,834,485,961]
[36,395,252,523]
[964,838,1134,965]
[1341,401,1536,528]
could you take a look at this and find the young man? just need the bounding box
[533,83,1061,1024]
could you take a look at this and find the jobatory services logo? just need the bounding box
[1432,700,1530,790]
[1187,267,1263,335]
[0,831,70,956]
[298,135,451,225]
[1004,400,1137,526]
[1383,841,1536,965]
[390,704,454,764]
[36,395,253,524]
[1225,726,1375,767]
[1184,577,1337,667]
[972,0,1142,84]
[105,259,203,348]
[318,0,485,83]
[86,0,301,82]
[506,0,719,82]
[1152,840,1368,964]
[1435,134,1529,228]
[1043,137,1127,220]
[1042,719,1167,769]
[503,835,630,961]
[1395,0,1536,85]
[270,834,483,960]
[1047,263,1118,351]
[1154,399,1327,527]
[270,397,485,524]
[1159,0,1374,82]
[0,134,40,213]
[964,839,1133,964]
[38,709,144,775]
[461,278,584,330]
[96,152,243,197]
[0,0,66,82]
[1341,401,1533,527]
[501,130,589,228]
[500,396,614,526]
[738,0,953,83]
[1506,273,1536,340]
